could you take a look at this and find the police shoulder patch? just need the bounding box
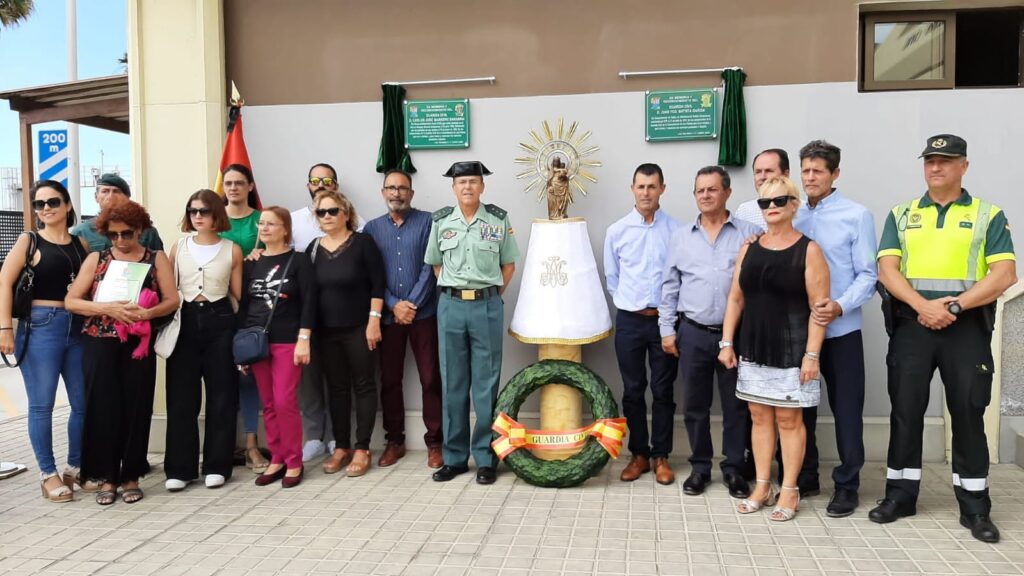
[432,206,454,221]
[484,203,507,220]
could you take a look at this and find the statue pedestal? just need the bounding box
[510,219,613,461]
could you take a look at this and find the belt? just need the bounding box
[440,286,500,301]
[680,314,723,334]
[625,307,659,317]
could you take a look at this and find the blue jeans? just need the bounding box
[16,307,86,475]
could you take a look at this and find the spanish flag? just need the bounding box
[214,103,262,210]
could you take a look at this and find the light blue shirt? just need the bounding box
[793,189,879,338]
[658,213,762,336]
[604,207,680,312]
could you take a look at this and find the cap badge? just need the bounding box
[931,138,947,149]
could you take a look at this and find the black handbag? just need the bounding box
[2,232,39,368]
[232,253,294,365]
[11,232,38,319]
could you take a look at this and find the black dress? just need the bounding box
[734,236,820,408]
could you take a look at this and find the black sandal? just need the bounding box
[95,490,116,506]
[121,488,144,504]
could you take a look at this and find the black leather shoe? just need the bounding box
[723,473,750,499]
[826,488,859,518]
[868,498,916,524]
[431,464,469,482]
[476,467,496,485]
[960,514,1000,543]
[682,473,710,496]
[799,483,821,498]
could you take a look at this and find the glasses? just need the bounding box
[756,196,797,210]
[308,177,336,187]
[187,207,212,217]
[31,198,63,210]
[105,230,136,241]
[383,185,412,194]
[315,207,342,218]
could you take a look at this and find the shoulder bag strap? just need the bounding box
[263,252,295,332]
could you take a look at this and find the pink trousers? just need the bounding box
[251,343,303,469]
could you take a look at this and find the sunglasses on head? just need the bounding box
[315,207,342,218]
[187,207,212,217]
[756,196,797,210]
[31,198,63,210]
[105,230,136,241]
[308,177,336,187]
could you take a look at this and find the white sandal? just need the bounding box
[41,472,73,503]
[770,485,801,522]
[738,479,777,514]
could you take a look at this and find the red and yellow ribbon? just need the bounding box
[491,412,627,461]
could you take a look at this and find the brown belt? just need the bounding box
[632,307,659,317]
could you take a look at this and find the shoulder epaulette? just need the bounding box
[432,206,454,221]
[484,203,507,220]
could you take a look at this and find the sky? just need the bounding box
[0,0,130,199]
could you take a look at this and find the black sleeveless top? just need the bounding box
[737,235,811,369]
[31,233,89,301]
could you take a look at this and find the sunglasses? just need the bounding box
[308,177,336,187]
[105,230,136,241]
[31,198,63,210]
[187,207,212,217]
[315,207,342,218]
[756,196,797,210]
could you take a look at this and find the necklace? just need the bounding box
[53,240,83,291]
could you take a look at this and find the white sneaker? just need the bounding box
[327,440,336,454]
[165,478,189,492]
[205,474,226,488]
[302,440,326,462]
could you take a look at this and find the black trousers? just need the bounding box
[614,309,678,459]
[318,325,378,451]
[796,330,867,491]
[164,300,240,479]
[678,321,748,476]
[885,307,993,515]
[80,334,156,484]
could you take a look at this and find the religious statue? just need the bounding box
[546,157,571,220]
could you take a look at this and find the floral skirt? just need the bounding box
[736,359,820,408]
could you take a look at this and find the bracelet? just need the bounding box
[297,334,310,341]
[804,351,820,360]
[0,327,12,331]
[369,311,382,318]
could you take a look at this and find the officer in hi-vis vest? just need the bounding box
[870,135,1016,543]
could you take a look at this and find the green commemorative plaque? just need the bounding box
[404,99,470,149]
[645,89,718,142]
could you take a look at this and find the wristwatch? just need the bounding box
[369,310,383,318]
[297,334,311,341]
[947,302,962,316]
[718,340,733,349]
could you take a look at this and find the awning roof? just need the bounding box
[0,74,129,133]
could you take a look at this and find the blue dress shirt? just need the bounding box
[604,208,680,312]
[363,208,438,323]
[793,190,878,338]
[658,213,762,337]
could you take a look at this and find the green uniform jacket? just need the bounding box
[425,203,519,288]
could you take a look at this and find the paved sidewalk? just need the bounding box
[2,409,1024,575]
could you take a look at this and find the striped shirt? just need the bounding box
[363,208,437,322]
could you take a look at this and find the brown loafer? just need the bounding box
[427,446,444,469]
[620,455,651,482]
[322,449,353,474]
[346,449,371,477]
[378,443,406,467]
[652,457,675,485]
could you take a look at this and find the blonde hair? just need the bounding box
[757,176,802,202]
[314,190,357,232]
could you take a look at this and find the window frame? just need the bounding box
[862,11,957,91]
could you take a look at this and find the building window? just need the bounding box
[861,8,1023,91]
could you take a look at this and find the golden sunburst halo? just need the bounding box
[514,118,602,201]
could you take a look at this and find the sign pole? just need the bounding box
[67,0,81,214]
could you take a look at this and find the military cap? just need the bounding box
[919,134,967,158]
[96,173,132,197]
[443,161,492,178]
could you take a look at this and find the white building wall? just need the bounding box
[242,81,1024,428]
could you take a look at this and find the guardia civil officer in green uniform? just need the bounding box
[870,135,1016,542]
[426,161,519,485]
